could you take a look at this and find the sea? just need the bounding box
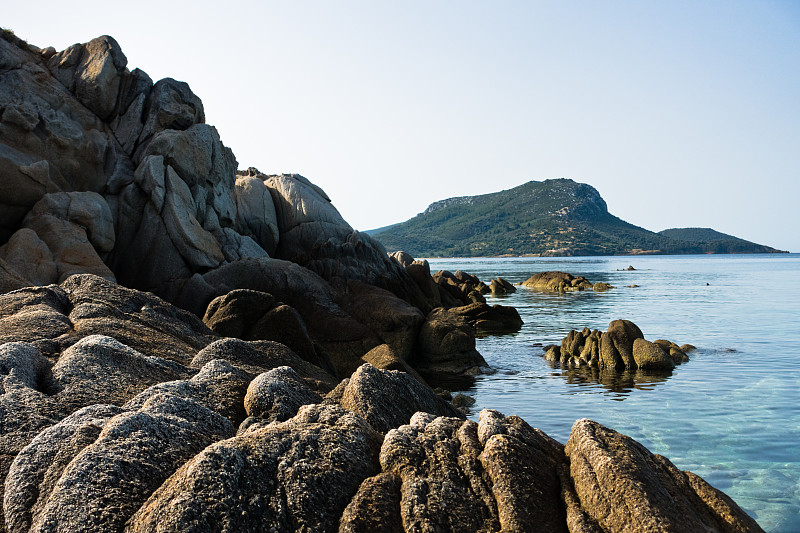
[427,254,800,533]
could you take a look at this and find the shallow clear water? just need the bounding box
[428,254,800,532]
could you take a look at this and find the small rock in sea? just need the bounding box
[626,284,640,288]
[451,393,476,408]
[532,342,543,347]
[434,388,453,401]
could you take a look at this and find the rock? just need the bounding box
[632,338,675,370]
[125,359,253,425]
[0,285,72,345]
[127,404,382,533]
[339,472,404,533]
[490,277,516,294]
[432,269,490,305]
[413,307,489,386]
[335,363,463,433]
[177,257,380,374]
[62,274,214,365]
[337,280,425,363]
[0,342,66,532]
[202,289,327,371]
[592,281,614,291]
[233,174,279,256]
[449,301,524,335]
[360,343,426,383]
[341,409,568,533]
[565,418,764,533]
[602,319,643,368]
[521,271,594,292]
[1,191,116,286]
[544,320,688,374]
[243,366,322,423]
[0,37,125,242]
[5,384,234,533]
[190,337,337,393]
[51,335,191,414]
[451,392,476,408]
[388,251,414,268]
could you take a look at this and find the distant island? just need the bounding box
[369,179,787,257]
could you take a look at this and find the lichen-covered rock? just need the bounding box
[127,404,382,533]
[190,337,337,393]
[51,335,191,414]
[5,387,234,533]
[340,409,568,533]
[600,319,644,369]
[62,274,215,365]
[124,359,253,425]
[565,418,764,533]
[335,364,463,433]
[243,366,322,423]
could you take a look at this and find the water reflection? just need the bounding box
[550,364,673,400]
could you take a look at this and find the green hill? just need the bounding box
[371,179,785,257]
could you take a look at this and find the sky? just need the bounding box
[5,1,800,251]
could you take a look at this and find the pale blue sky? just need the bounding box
[5,1,799,251]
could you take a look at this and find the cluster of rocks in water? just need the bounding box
[521,271,614,292]
[0,31,764,531]
[543,319,695,371]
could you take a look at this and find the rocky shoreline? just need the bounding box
[0,32,764,531]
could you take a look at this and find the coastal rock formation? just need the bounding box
[521,271,614,292]
[0,274,763,532]
[490,276,516,294]
[0,31,764,532]
[543,319,691,371]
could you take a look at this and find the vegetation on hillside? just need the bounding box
[371,179,784,257]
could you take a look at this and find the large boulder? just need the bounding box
[5,366,236,533]
[412,307,489,386]
[565,418,763,533]
[340,409,568,533]
[600,319,644,369]
[126,404,382,532]
[0,35,128,243]
[0,192,116,286]
[331,363,463,433]
[202,289,327,372]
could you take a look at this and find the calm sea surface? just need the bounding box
[427,254,800,533]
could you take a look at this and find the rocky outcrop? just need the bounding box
[565,418,763,532]
[543,320,691,371]
[412,307,490,386]
[521,271,614,292]
[0,32,764,533]
[0,273,763,532]
[330,363,463,433]
[490,276,516,294]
